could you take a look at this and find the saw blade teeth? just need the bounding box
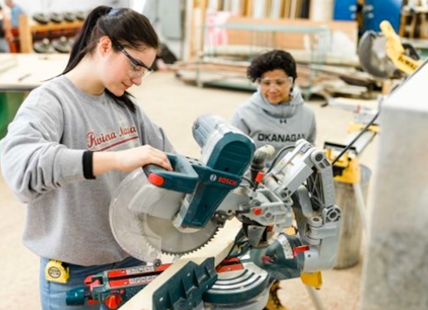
[159,228,220,256]
[145,240,175,260]
[141,214,220,255]
[141,226,220,257]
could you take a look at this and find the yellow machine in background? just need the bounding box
[379,20,422,75]
[359,20,422,78]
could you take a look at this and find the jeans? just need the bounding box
[39,256,145,310]
[0,38,10,53]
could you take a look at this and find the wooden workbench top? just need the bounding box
[0,53,69,91]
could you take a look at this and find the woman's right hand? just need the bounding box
[115,145,172,172]
[93,145,172,176]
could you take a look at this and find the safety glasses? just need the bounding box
[115,43,153,79]
[257,76,293,88]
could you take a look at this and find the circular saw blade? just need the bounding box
[358,30,396,79]
[141,214,219,255]
[110,169,219,262]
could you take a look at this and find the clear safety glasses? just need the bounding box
[257,76,293,89]
[116,44,153,79]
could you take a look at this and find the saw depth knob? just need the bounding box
[105,294,122,309]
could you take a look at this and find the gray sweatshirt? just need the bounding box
[0,75,174,266]
[230,87,316,157]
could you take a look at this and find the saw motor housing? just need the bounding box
[145,114,256,229]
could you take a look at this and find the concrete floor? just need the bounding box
[0,71,378,310]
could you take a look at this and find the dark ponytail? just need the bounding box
[62,6,159,113]
[63,6,111,75]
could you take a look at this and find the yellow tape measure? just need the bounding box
[45,260,70,283]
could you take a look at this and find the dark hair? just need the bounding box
[247,49,297,83]
[63,6,159,113]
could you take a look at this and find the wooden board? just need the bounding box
[283,0,291,18]
[120,218,243,310]
[221,16,358,52]
[0,54,68,91]
[328,97,379,110]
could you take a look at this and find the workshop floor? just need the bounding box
[0,71,378,310]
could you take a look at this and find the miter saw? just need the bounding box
[66,114,342,309]
[359,20,422,79]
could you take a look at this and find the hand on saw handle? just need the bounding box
[93,145,172,175]
[143,153,200,194]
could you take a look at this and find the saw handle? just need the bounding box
[143,153,199,193]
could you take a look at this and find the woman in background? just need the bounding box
[231,49,317,310]
[231,49,316,157]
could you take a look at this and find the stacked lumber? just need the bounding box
[171,58,383,100]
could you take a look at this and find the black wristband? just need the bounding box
[83,151,96,179]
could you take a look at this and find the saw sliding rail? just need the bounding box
[66,263,172,309]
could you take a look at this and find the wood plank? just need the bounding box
[294,0,302,18]
[222,16,357,51]
[208,0,221,11]
[328,97,379,110]
[29,20,82,32]
[290,0,298,18]
[184,0,195,60]
[283,0,291,18]
[120,218,243,310]
[18,15,32,53]
[245,0,254,16]
[0,54,68,91]
[241,0,248,16]
[224,0,246,15]
[270,0,284,19]
[251,0,268,18]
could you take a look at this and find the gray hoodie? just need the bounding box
[230,87,316,157]
[0,75,174,266]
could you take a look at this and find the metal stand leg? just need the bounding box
[353,182,367,233]
[305,285,326,310]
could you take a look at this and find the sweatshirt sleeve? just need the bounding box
[0,89,86,203]
[137,108,175,154]
[230,109,250,135]
[307,113,317,145]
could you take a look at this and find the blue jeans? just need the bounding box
[39,256,145,310]
[0,38,10,53]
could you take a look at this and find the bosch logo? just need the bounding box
[218,177,237,186]
[209,174,237,186]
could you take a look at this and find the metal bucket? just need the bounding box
[334,164,371,269]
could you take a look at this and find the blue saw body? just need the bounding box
[145,114,255,228]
